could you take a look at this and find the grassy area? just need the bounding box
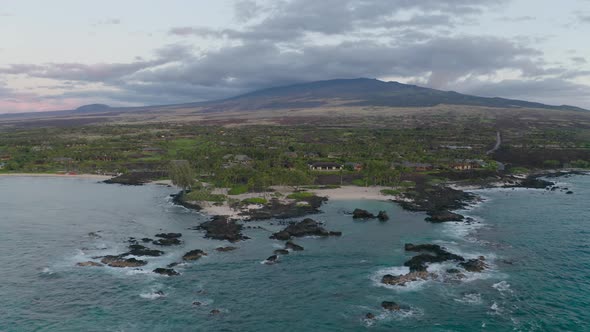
[184,190,226,203]
[380,189,402,196]
[228,185,249,195]
[287,192,315,200]
[241,197,268,205]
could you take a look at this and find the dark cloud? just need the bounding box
[571,56,587,64]
[2,0,589,111]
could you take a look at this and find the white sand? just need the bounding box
[309,186,397,201]
[194,185,400,219]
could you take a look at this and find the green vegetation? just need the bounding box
[286,192,315,200]
[241,197,268,205]
[168,160,195,192]
[228,185,249,195]
[509,167,529,174]
[380,189,402,196]
[184,189,226,203]
[0,121,587,189]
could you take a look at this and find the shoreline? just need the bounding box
[188,185,400,220]
[0,173,113,180]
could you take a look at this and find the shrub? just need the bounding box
[351,179,365,186]
[380,189,401,196]
[242,197,268,205]
[228,185,249,195]
[185,190,226,203]
[287,192,315,200]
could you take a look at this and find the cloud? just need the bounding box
[2,0,590,112]
[456,77,590,108]
[93,18,121,26]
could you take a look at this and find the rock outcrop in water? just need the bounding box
[125,244,164,257]
[351,209,389,221]
[352,209,376,219]
[243,196,327,220]
[403,243,465,272]
[183,249,207,261]
[460,257,488,272]
[195,215,247,242]
[425,210,465,223]
[264,255,279,265]
[381,243,485,287]
[216,246,238,252]
[155,233,182,239]
[101,255,147,268]
[153,238,182,246]
[153,268,180,276]
[76,261,103,267]
[377,211,389,221]
[381,301,402,311]
[381,271,435,286]
[285,241,304,251]
[269,218,340,240]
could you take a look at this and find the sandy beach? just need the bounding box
[194,185,399,219]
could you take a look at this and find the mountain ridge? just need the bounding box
[200,78,586,112]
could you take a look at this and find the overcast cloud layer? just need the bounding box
[0,0,589,113]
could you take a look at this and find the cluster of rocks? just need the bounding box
[351,209,389,221]
[269,218,342,240]
[264,218,341,264]
[392,185,478,223]
[365,301,408,321]
[194,215,249,242]
[77,231,214,277]
[242,196,328,220]
[380,243,488,287]
[103,171,167,186]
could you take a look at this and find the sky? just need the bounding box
[0,0,589,114]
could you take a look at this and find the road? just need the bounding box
[487,131,501,155]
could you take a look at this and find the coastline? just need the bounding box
[0,173,113,180]
[189,185,400,219]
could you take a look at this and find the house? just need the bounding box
[451,159,484,171]
[0,155,11,161]
[309,162,343,171]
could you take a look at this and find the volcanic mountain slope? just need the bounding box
[0,78,588,129]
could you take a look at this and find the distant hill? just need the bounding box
[75,104,111,113]
[196,78,586,112]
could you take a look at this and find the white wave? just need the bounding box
[492,281,512,293]
[140,290,166,299]
[371,266,431,292]
[455,293,483,305]
[40,267,53,274]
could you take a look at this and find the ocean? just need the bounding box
[0,175,588,331]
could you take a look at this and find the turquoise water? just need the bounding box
[0,175,588,331]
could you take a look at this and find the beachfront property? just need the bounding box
[451,159,485,171]
[308,162,344,171]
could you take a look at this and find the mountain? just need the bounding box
[196,78,586,112]
[75,104,111,113]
